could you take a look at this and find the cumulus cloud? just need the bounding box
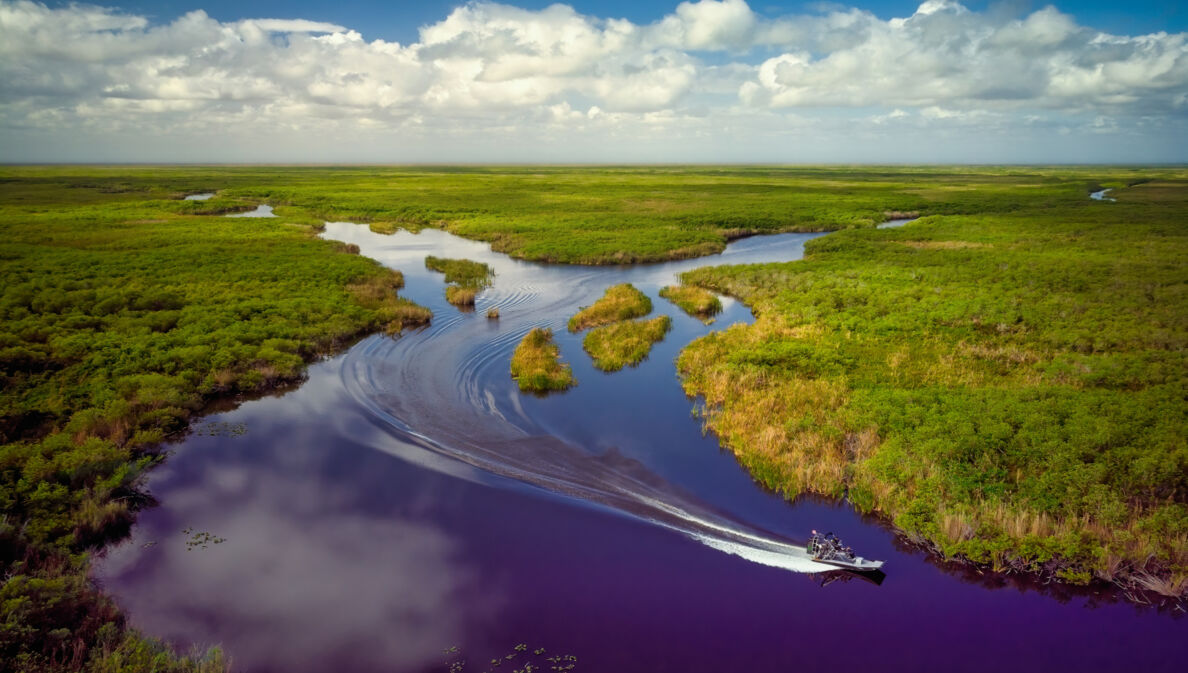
[743,2,1188,114]
[0,0,1184,161]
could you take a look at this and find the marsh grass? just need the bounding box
[425,256,493,307]
[582,316,672,372]
[0,171,431,670]
[3,164,1186,663]
[677,178,1188,596]
[568,284,652,332]
[425,256,494,288]
[510,328,576,393]
[445,285,478,307]
[348,270,432,332]
[659,285,722,321]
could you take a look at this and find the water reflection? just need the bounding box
[323,223,836,571]
[94,220,1187,673]
[98,365,498,672]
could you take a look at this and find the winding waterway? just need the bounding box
[94,219,1184,673]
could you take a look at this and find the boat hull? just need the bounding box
[812,557,885,572]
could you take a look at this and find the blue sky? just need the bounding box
[4,0,1186,163]
[49,1,1187,42]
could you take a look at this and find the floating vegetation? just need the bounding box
[425,256,494,287]
[510,328,576,393]
[659,285,722,321]
[426,256,494,307]
[193,421,247,437]
[568,283,651,332]
[583,316,671,372]
[182,527,226,551]
[367,221,401,234]
[442,643,578,673]
[487,307,501,319]
[446,285,479,307]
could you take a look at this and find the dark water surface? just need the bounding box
[95,221,1184,672]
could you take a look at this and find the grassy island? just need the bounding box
[424,256,494,287]
[568,284,652,332]
[582,316,672,372]
[677,179,1188,596]
[510,328,576,392]
[425,256,494,307]
[659,285,722,321]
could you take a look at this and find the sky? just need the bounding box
[1,0,1185,163]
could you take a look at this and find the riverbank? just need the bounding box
[0,177,429,671]
[676,179,1188,600]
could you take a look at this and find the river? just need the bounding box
[93,219,1183,672]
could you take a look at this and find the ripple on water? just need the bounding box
[317,221,842,574]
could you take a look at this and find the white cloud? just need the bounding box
[0,0,1184,162]
[247,19,348,34]
[649,0,758,50]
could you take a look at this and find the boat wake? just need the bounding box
[339,335,825,574]
[318,221,836,574]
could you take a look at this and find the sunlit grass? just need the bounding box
[510,327,576,393]
[677,179,1188,595]
[425,255,493,307]
[424,256,494,288]
[568,283,651,332]
[582,316,672,372]
[659,285,721,322]
[3,164,1186,666]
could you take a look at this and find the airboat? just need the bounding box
[807,531,885,572]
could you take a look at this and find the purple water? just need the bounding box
[94,221,1185,673]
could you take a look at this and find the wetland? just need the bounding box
[1,166,1184,673]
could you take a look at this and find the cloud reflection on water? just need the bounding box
[98,445,496,673]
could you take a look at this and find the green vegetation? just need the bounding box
[659,285,722,321]
[425,256,494,306]
[568,284,652,332]
[424,256,494,288]
[5,164,1163,265]
[510,328,575,393]
[445,285,478,307]
[583,316,672,372]
[2,163,1185,667]
[677,178,1188,597]
[0,169,429,671]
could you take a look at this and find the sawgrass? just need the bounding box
[510,328,576,393]
[583,316,672,372]
[676,177,1188,597]
[7,164,1169,265]
[424,256,494,288]
[425,256,493,307]
[3,164,1186,665]
[568,284,652,332]
[0,171,430,671]
[659,285,722,321]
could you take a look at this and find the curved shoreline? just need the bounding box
[310,215,1180,607]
